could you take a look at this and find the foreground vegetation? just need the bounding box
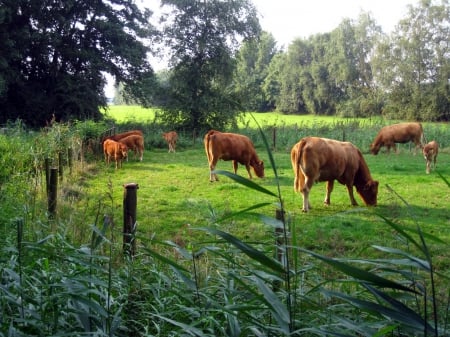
[0,115,449,336]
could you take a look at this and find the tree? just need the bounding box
[0,0,155,128]
[158,0,261,130]
[233,31,279,111]
[267,12,381,116]
[326,14,382,117]
[373,0,450,120]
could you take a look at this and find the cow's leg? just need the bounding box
[393,143,398,154]
[345,184,358,206]
[301,176,313,212]
[426,159,431,174]
[209,159,218,181]
[244,163,253,179]
[384,144,389,154]
[324,180,334,205]
[231,160,239,175]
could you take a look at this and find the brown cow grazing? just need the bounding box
[204,130,264,182]
[163,131,178,153]
[291,137,378,212]
[103,139,128,169]
[119,134,144,161]
[423,140,439,174]
[103,130,143,143]
[370,122,424,155]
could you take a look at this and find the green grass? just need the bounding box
[80,107,450,260]
[80,139,450,265]
[105,105,386,128]
[1,116,449,335]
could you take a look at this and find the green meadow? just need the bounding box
[90,106,450,260]
[1,107,449,335]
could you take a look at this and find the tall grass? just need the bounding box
[0,119,448,336]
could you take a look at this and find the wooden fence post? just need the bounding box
[123,183,139,257]
[45,158,51,196]
[48,168,58,218]
[272,127,277,150]
[68,147,73,175]
[58,152,63,182]
[273,208,287,291]
[275,209,286,265]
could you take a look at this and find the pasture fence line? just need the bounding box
[123,183,139,258]
[43,146,77,220]
[47,168,58,219]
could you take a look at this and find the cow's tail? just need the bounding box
[291,139,306,193]
[204,130,216,163]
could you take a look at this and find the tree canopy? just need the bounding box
[0,0,155,127]
[155,0,261,130]
[1,0,449,129]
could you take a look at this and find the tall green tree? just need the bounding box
[326,13,382,117]
[373,0,450,120]
[269,12,381,116]
[158,0,260,130]
[233,31,279,112]
[0,0,154,128]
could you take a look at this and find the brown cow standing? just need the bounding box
[103,130,143,143]
[370,122,424,155]
[163,131,178,153]
[204,130,264,182]
[423,140,439,174]
[103,139,128,169]
[119,134,144,161]
[291,137,378,212]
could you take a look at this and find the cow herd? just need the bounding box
[203,123,439,213]
[102,122,439,214]
[102,129,179,169]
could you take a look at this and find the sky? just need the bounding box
[253,0,419,48]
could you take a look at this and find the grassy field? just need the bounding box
[71,115,450,274]
[104,104,386,127]
[1,110,449,334]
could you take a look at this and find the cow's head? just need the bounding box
[357,180,378,206]
[369,143,380,155]
[119,144,128,158]
[252,160,265,178]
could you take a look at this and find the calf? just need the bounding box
[103,139,128,169]
[423,140,439,174]
[291,137,378,212]
[204,130,264,182]
[163,131,178,153]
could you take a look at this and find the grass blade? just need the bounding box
[212,170,277,197]
[202,227,285,274]
[296,247,417,293]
